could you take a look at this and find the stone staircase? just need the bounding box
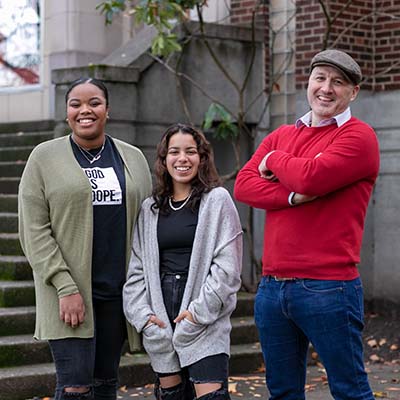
[0,121,263,400]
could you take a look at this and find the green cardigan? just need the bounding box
[18,135,152,349]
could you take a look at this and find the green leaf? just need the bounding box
[203,103,238,141]
[203,103,218,130]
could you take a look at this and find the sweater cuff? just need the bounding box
[288,192,296,206]
[50,271,79,298]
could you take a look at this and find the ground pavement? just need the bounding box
[112,362,400,400]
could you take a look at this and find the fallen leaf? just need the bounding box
[387,387,400,391]
[228,382,237,393]
[379,338,387,346]
[119,386,128,393]
[373,391,387,398]
[390,344,399,351]
[311,352,319,360]
[304,383,316,392]
[368,339,378,348]
[369,354,381,362]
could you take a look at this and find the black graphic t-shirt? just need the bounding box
[70,135,127,300]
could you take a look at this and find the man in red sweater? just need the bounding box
[234,49,379,400]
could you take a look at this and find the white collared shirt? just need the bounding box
[295,107,352,128]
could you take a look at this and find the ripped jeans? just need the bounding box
[49,298,127,400]
[157,275,230,400]
[155,354,231,400]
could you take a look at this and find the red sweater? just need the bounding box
[234,117,380,280]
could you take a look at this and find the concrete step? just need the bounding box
[0,178,20,195]
[0,256,32,281]
[0,131,53,147]
[0,212,18,233]
[0,194,18,213]
[231,316,259,344]
[0,120,54,135]
[0,315,256,368]
[0,306,35,336]
[0,146,34,162]
[0,335,51,368]
[0,281,35,307]
[0,343,263,400]
[234,292,254,318]
[0,161,25,178]
[0,233,23,256]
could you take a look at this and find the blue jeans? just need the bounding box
[255,276,374,400]
[49,298,127,400]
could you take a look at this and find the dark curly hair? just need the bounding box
[152,123,221,214]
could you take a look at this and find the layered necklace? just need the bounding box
[169,190,193,211]
[72,136,106,164]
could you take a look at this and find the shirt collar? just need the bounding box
[295,107,352,128]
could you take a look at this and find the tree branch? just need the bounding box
[196,4,241,92]
[148,52,237,117]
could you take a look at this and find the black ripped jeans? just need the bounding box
[49,298,127,400]
[157,274,230,400]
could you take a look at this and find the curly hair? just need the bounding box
[152,123,221,214]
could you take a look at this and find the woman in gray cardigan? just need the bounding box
[123,124,243,400]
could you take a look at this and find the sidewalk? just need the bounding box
[115,362,400,400]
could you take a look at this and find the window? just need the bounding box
[0,0,40,88]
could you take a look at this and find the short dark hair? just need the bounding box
[65,77,109,106]
[152,123,221,214]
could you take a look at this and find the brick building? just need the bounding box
[231,0,400,92]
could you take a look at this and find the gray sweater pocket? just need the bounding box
[142,323,174,354]
[173,318,207,348]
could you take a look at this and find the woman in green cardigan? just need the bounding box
[18,78,152,400]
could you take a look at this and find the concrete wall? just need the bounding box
[297,89,400,308]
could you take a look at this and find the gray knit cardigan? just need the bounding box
[123,187,243,373]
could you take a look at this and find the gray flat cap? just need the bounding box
[310,49,362,85]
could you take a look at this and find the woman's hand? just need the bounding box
[174,310,195,324]
[59,293,85,328]
[145,314,166,328]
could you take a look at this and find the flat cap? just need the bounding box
[310,49,362,85]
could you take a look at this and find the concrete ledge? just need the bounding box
[52,65,141,85]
